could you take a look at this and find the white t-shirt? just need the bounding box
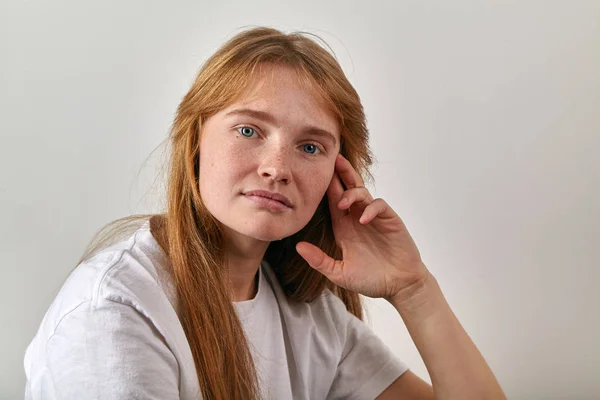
[24,221,408,399]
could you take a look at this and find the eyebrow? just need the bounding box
[224,108,338,146]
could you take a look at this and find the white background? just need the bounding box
[1,0,599,399]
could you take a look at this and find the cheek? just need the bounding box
[199,142,253,194]
[199,142,229,198]
[300,163,335,205]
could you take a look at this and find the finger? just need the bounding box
[359,198,390,224]
[327,171,345,202]
[296,241,341,279]
[327,172,346,220]
[335,154,365,190]
[338,187,374,210]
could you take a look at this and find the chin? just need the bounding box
[243,227,294,242]
[236,219,304,242]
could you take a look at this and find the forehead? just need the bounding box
[242,63,325,100]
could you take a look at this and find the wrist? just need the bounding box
[388,270,442,317]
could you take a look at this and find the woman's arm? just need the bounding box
[296,154,506,399]
[378,272,506,400]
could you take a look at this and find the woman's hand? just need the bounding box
[296,154,431,303]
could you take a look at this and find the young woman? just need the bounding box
[24,27,506,399]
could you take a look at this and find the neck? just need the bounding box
[149,215,268,302]
[223,228,270,302]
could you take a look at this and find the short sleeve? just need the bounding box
[326,306,409,400]
[25,299,180,400]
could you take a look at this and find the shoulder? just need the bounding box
[24,222,199,399]
[30,221,177,348]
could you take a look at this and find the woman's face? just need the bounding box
[198,64,341,242]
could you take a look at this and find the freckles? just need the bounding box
[299,168,330,199]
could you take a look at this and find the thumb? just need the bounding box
[295,241,339,278]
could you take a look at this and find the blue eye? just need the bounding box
[303,144,319,155]
[237,126,256,137]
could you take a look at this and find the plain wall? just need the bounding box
[1,0,599,399]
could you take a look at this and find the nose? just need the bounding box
[257,145,292,184]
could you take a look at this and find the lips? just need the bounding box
[244,190,293,208]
